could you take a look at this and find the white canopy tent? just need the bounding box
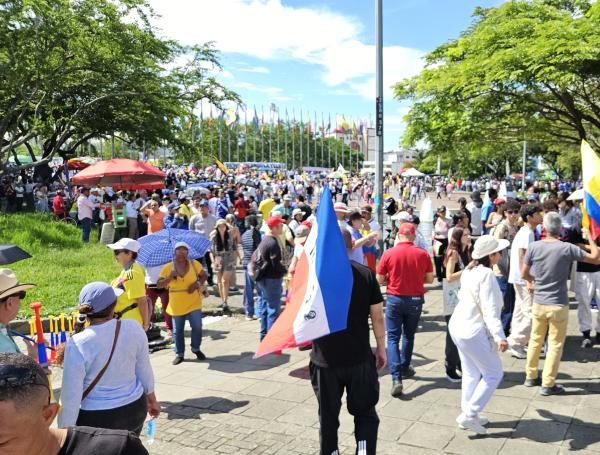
[401,168,425,177]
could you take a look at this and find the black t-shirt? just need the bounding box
[572,231,600,273]
[259,235,287,279]
[58,427,148,455]
[310,261,383,368]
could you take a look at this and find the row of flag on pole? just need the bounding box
[195,105,371,139]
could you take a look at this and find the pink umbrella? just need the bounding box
[71,159,166,190]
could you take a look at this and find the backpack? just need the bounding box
[248,245,269,282]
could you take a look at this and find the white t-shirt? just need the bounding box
[466,202,482,236]
[508,225,534,285]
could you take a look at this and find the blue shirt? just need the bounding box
[0,323,20,354]
[481,201,494,222]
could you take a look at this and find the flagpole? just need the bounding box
[199,103,204,167]
[328,113,331,168]
[283,110,287,170]
[261,105,265,162]
[227,114,231,163]
[244,108,248,162]
[236,108,240,163]
[300,109,303,170]
[218,109,223,160]
[375,0,385,243]
[314,110,318,167]
[321,112,324,166]
[292,108,296,170]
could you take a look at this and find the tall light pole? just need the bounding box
[375,0,384,241]
[522,134,527,192]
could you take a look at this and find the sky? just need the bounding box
[148,0,504,150]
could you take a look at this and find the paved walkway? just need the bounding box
[145,284,600,455]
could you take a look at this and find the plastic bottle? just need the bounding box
[146,419,155,445]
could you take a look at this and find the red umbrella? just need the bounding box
[71,158,166,190]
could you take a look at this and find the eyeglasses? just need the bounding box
[5,291,26,300]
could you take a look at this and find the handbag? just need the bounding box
[81,320,122,401]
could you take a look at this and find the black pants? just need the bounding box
[433,239,448,282]
[444,315,461,372]
[202,252,214,285]
[76,393,147,435]
[310,359,380,455]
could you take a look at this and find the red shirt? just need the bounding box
[234,199,249,219]
[377,242,433,296]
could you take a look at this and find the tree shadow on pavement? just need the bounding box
[160,397,250,420]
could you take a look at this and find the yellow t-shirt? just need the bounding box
[111,262,146,326]
[178,203,193,220]
[159,260,203,316]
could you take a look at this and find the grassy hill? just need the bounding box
[0,213,120,318]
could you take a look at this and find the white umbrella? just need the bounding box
[567,189,584,201]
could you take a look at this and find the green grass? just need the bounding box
[0,213,120,318]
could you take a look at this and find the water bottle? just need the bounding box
[146,419,155,445]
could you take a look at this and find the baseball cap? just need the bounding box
[493,197,506,205]
[398,223,416,236]
[167,202,180,211]
[267,217,286,229]
[527,193,539,201]
[79,282,124,314]
[391,211,412,222]
[292,208,303,217]
[283,195,292,201]
[199,200,208,207]
[106,238,141,253]
[173,241,190,252]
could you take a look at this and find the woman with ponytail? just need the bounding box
[58,282,160,434]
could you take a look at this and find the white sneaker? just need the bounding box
[477,415,489,426]
[456,413,487,435]
[508,346,527,359]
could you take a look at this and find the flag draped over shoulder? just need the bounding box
[582,139,600,238]
[214,157,229,175]
[254,186,354,358]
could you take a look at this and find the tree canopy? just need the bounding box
[0,0,239,177]
[395,0,600,178]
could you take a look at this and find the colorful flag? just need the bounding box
[352,119,358,139]
[224,108,237,126]
[214,156,229,175]
[582,140,600,238]
[255,185,354,358]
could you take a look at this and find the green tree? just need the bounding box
[0,0,238,177]
[395,0,600,178]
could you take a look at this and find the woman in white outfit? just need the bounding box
[449,235,509,435]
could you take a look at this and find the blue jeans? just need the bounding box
[385,295,424,380]
[172,309,203,357]
[256,278,283,339]
[80,217,92,243]
[243,270,262,317]
[496,276,515,336]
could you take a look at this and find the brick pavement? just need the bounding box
[145,284,600,455]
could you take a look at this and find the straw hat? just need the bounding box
[0,269,35,301]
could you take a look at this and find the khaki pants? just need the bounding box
[525,303,569,388]
[508,283,533,348]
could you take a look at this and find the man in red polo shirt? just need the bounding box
[377,223,434,398]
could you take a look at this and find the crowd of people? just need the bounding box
[0,161,597,454]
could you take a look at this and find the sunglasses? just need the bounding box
[113,249,129,256]
[506,210,518,214]
[4,291,26,300]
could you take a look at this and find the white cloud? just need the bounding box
[238,66,270,74]
[149,0,425,98]
[233,81,283,95]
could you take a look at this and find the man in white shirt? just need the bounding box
[77,187,99,243]
[507,204,543,358]
[467,191,483,236]
[189,201,217,286]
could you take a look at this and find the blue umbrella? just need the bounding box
[137,228,212,267]
[187,182,218,189]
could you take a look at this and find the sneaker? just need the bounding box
[456,413,487,435]
[401,366,416,379]
[194,350,206,361]
[252,315,258,320]
[219,302,230,312]
[477,415,489,426]
[172,356,184,365]
[581,338,593,349]
[524,377,541,387]
[540,384,565,396]
[245,316,253,321]
[446,369,462,383]
[391,379,403,398]
[508,346,527,359]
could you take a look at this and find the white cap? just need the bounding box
[472,235,509,260]
[391,211,412,222]
[173,241,190,252]
[106,238,141,253]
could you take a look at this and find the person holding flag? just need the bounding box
[309,228,386,455]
